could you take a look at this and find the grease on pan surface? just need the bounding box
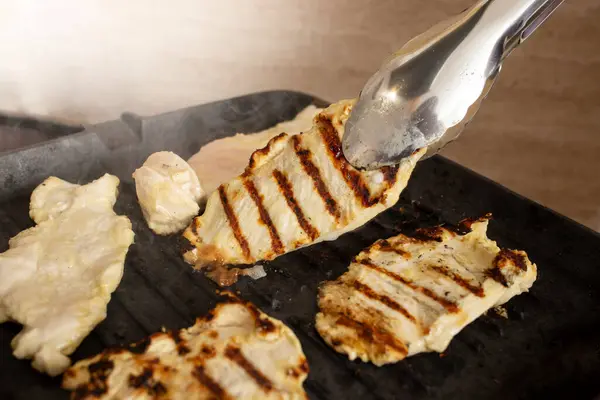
[183,100,425,271]
[63,292,309,399]
[316,216,537,366]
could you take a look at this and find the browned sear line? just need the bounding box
[193,365,229,399]
[358,259,459,312]
[430,265,485,297]
[128,335,152,354]
[272,169,319,241]
[218,292,277,333]
[291,135,341,221]
[488,249,529,287]
[243,178,284,255]
[376,239,410,259]
[381,165,399,185]
[64,369,76,379]
[218,185,251,261]
[286,357,309,379]
[298,358,309,374]
[335,314,408,356]
[128,368,167,397]
[73,358,114,399]
[246,303,278,334]
[486,267,509,287]
[225,346,273,392]
[352,280,417,323]
[247,132,288,171]
[170,330,191,355]
[459,213,493,232]
[496,249,528,271]
[410,226,447,242]
[317,116,376,207]
[200,345,216,358]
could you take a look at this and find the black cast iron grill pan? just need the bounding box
[0,91,599,400]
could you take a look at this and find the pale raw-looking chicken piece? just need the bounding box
[316,216,537,366]
[63,293,309,400]
[0,174,134,376]
[188,104,322,195]
[133,151,204,235]
[183,100,425,271]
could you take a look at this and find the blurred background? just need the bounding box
[1,0,599,230]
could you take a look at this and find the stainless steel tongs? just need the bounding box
[341,0,564,170]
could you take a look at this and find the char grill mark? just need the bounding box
[317,116,373,208]
[317,116,396,208]
[73,358,114,399]
[358,259,459,312]
[272,169,319,241]
[218,185,251,261]
[486,268,509,287]
[496,249,528,271]
[128,368,167,397]
[193,365,229,399]
[291,135,341,221]
[224,345,273,392]
[351,280,417,324]
[429,265,485,297]
[242,177,284,256]
[287,358,309,378]
[488,249,528,287]
[410,226,447,242]
[375,239,410,258]
[218,291,278,334]
[381,164,399,185]
[200,345,216,358]
[459,213,493,232]
[171,330,191,355]
[247,132,288,171]
[335,314,408,356]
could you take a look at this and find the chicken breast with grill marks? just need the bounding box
[63,293,309,400]
[182,100,425,270]
[316,216,537,366]
[0,174,134,376]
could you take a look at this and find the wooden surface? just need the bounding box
[1,0,599,230]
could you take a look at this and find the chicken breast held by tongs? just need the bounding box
[183,100,425,269]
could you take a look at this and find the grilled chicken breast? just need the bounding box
[0,174,134,376]
[188,104,322,195]
[316,217,537,366]
[63,293,309,399]
[133,151,204,235]
[183,100,425,269]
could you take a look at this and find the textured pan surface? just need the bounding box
[0,91,599,399]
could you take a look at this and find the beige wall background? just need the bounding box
[1,0,599,230]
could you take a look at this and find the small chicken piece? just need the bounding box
[133,151,204,235]
[188,104,322,195]
[0,174,134,376]
[316,216,537,366]
[183,100,425,271]
[63,293,309,400]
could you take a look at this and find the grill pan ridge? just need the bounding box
[0,91,599,399]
